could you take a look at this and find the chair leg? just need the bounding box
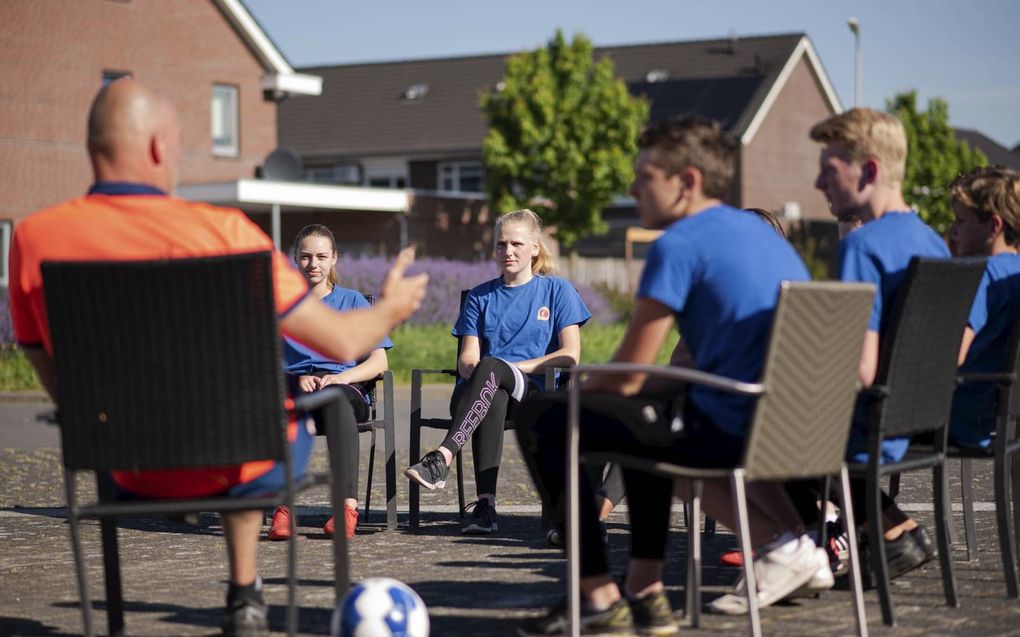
[994,448,1020,597]
[66,472,95,637]
[685,480,702,628]
[704,515,717,537]
[933,462,960,608]
[868,469,895,626]
[383,372,398,531]
[287,502,298,637]
[99,518,125,637]
[96,475,124,637]
[731,471,762,637]
[456,451,466,513]
[888,473,900,499]
[961,458,977,561]
[1012,447,1020,585]
[363,428,377,524]
[409,373,423,529]
[838,467,869,637]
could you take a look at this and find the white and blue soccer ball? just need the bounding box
[331,577,430,637]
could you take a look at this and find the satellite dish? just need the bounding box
[260,147,303,181]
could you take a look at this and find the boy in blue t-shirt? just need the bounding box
[515,116,821,636]
[948,166,1020,447]
[806,107,950,580]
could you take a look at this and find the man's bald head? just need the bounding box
[86,79,182,192]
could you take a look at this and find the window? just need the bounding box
[306,163,361,185]
[367,176,407,189]
[438,161,484,193]
[102,70,132,86]
[0,220,11,287]
[211,84,239,157]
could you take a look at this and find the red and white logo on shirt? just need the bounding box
[536,306,550,321]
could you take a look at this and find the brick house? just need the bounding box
[275,33,842,261]
[0,0,321,282]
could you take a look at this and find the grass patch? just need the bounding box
[0,347,43,392]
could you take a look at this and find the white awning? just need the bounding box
[178,179,409,249]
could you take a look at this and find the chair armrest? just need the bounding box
[957,372,1016,384]
[291,385,348,413]
[572,363,764,396]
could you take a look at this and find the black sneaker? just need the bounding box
[462,499,498,534]
[837,530,927,590]
[404,450,449,490]
[910,525,938,562]
[518,597,636,636]
[628,590,679,637]
[222,597,268,637]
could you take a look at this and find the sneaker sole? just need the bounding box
[404,468,446,490]
[636,622,681,637]
[461,522,498,535]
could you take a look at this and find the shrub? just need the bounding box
[337,257,619,325]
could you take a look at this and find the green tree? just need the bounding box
[887,91,986,235]
[481,30,648,247]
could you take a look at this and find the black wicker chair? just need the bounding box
[43,252,349,637]
[353,296,397,531]
[408,290,561,528]
[947,313,1020,595]
[847,257,986,626]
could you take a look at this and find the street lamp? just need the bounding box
[848,17,862,107]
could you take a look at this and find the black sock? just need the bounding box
[227,577,263,607]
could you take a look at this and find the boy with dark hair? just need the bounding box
[949,165,1020,447]
[515,116,823,636]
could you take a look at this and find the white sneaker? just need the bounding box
[787,548,835,598]
[708,536,819,615]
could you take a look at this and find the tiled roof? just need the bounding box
[279,33,807,159]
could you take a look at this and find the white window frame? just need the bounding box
[437,161,484,193]
[211,84,239,157]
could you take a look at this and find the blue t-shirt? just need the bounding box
[453,275,591,391]
[283,286,393,375]
[950,253,1020,448]
[839,211,950,463]
[637,204,810,437]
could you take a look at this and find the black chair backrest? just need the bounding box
[43,252,288,472]
[876,257,986,438]
[1003,313,1020,419]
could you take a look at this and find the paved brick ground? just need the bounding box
[2,390,1020,636]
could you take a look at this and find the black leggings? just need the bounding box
[294,378,368,501]
[516,390,743,577]
[439,357,531,497]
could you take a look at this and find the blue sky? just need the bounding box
[245,0,1020,149]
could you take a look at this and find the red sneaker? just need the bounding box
[323,505,359,540]
[267,506,292,541]
[720,549,755,567]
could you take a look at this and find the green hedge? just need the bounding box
[0,324,681,390]
[0,346,43,392]
[387,323,679,384]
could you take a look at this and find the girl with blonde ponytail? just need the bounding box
[404,209,591,535]
[269,224,394,543]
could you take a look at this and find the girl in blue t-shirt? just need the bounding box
[404,209,591,534]
[268,224,393,543]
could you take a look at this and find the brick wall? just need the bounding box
[741,55,837,220]
[0,0,277,222]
